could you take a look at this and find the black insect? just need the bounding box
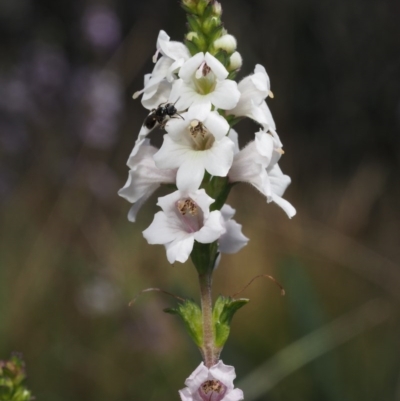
[143,100,184,130]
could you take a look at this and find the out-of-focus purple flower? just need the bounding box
[82,5,121,51]
[30,44,69,93]
[71,69,123,149]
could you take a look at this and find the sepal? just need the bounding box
[164,299,204,347]
[190,241,219,275]
[212,296,249,348]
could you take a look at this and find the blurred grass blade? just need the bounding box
[237,298,393,401]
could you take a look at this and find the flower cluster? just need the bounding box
[119,29,295,264]
[119,0,295,398]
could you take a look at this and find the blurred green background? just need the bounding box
[1,0,399,400]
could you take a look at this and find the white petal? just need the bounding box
[127,194,152,223]
[189,188,215,214]
[204,137,235,177]
[154,135,194,169]
[228,129,239,154]
[187,103,210,122]
[221,204,236,220]
[142,79,172,110]
[166,58,185,82]
[142,212,182,244]
[165,235,195,263]
[179,53,205,82]
[150,56,174,82]
[268,164,291,196]
[126,137,150,167]
[219,214,249,254]
[269,194,296,218]
[254,131,275,164]
[185,362,209,392]
[194,210,225,243]
[209,361,236,390]
[178,387,193,401]
[157,30,190,61]
[258,101,276,131]
[251,64,270,93]
[223,388,244,401]
[172,80,212,111]
[203,111,230,140]
[176,157,205,190]
[211,80,240,110]
[205,52,229,80]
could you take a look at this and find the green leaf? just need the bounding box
[213,296,249,348]
[164,299,203,347]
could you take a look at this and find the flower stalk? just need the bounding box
[198,268,217,367]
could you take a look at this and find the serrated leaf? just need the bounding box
[213,296,249,348]
[164,300,203,347]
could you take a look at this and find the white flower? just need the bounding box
[179,361,244,401]
[118,139,176,222]
[133,30,190,110]
[228,64,276,131]
[229,131,296,218]
[142,189,225,264]
[153,107,234,190]
[219,205,248,254]
[213,34,237,53]
[170,52,241,112]
[229,51,242,71]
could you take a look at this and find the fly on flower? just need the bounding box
[143,99,185,130]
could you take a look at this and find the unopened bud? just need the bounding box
[202,16,220,35]
[181,0,197,10]
[212,1,222,16]
[229,51,242,71]
[214,34,237,53]
[186,32,199,41]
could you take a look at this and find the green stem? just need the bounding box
[199,269,216,367]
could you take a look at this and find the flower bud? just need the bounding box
[202,16,221,35]
[229,51,242,70]
[214,34,237,53]
[212,1,222,17]
[186,31,199,41]
[181,0,197,10]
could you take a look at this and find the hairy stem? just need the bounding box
[199,270,216,367]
